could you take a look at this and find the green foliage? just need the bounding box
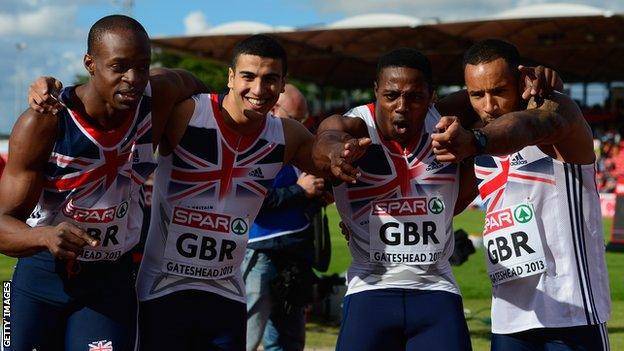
[152,49,229,92]
[73,74,90,86]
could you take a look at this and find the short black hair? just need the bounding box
[231,35,288,75]
[376,48,433,91]
[87,14,148,55]
[463,39,520,75]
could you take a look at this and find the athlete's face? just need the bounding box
[85,29,151,111]
[227,54,285,121]
[374,67,433,146]
[465,58,521,125]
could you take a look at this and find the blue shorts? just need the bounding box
[491,323,610,351]
[138,290,246,351]
[336,288,471,351]
[9,251,138,351]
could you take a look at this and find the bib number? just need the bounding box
[62,201,128,261]
[162,207,247,280]
[483,203,546,285]
[369,197,447,265]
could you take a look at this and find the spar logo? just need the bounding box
[62,200,127,223]
[172,207,231,233]
[484,207,514,235]
[513,204,533,223]
[428,197,444,214]
[372,198,428,216]
[372,197,445,216]
[231,218,248,235]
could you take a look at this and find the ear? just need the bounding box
[84,54,95,76]
[280,77,286,93]
[373,80,378,93]
[227,67,234,89]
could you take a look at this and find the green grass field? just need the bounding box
[1,207,621,350]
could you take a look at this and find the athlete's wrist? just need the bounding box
[30,226,53,251]
[470,128,488,156]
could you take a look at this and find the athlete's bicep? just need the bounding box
[317,114,368,138]
[150,68,208,104]
[149,74,179,147]
[532,93,594,163]
[160,97,197,156]
[282,119,320,176]
[0,110,57,220]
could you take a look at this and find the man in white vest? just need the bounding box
[431,39,611,351]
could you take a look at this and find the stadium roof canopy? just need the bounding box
[151,4,624,89]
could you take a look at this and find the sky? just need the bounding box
[0,0,622,134]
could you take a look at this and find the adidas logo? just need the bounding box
[248,167,264,178]
[426,160,444,171]
[510,153,527,166]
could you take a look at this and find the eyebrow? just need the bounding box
[381,88,400,93]
[469,84,506,93]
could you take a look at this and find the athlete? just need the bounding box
[0,15,206,351]
[135,35,349,350]
[431,39,611,351]
[313,48,472,351]
[243,84,325,351]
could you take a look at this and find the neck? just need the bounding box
[75,83,128,130]
[222,93,266,135]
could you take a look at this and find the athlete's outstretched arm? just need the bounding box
[158,96,197,156]
[146,68,208,148]
[0,110,97,258]
[431,93,594,165]
[282,117,329,178]
[312,115,372,183]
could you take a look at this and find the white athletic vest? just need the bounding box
[136,93,285,304]
[334,103,461,297]
[26,84,156,261]
[475,146,611,334]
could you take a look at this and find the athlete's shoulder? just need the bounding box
[8,108,58,167]
[13,108,58,141]
[280,115,307,135]
[345,103,374,118]
[435,90,480,128]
